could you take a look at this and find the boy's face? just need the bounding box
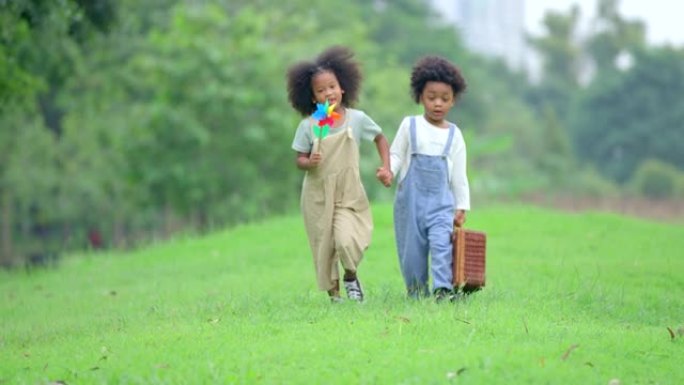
[311,70,344,107]
[420,81,455,127]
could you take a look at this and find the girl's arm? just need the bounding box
[374,134,392,187]
[374,134,390,170]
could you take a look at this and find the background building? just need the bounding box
[431,0,527,71]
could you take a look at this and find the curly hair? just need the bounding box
[286,46,362,116]
[410,56,467,103]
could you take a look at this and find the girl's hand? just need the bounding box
[376,167,392,187]
[309,152,322,168]
[454,210,466,228]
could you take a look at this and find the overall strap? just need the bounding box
[409,117,418,155]
[441,124,456,157]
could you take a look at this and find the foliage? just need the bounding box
[4,0,682,261]
[570,46,684,182]
[559,166,621,197]
[628,158,684,199]
[585,0,646,74]
[526,5,583,123]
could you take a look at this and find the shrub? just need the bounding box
[628,159,684,199]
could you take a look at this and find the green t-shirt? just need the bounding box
[291,108,382,153]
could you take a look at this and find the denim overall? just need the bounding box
[394,117,455,297]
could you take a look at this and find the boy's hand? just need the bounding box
[375,167,393,187]
[454,210,466,228]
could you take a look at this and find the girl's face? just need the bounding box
[420,81,455,127]
[311,70,344,108]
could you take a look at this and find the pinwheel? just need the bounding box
[311,100,341,139]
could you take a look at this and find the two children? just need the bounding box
[287,48,469,302]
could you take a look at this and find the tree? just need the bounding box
[570,46,684,182]
[527,5,583,122]
[585,0,646,74]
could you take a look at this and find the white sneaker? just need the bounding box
[343,279,364,302]
[330,296,344,304]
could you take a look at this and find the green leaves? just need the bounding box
[570,47,684,182]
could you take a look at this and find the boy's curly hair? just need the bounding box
[286,46,362,116]
[410,56,467,103]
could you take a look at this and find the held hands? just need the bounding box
[454,210,466,228]
[375,166,393,187]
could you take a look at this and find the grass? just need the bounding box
[1,203,682,384]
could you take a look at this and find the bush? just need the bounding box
[558,166,621,198]
[628,159,684,199]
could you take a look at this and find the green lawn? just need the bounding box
[1,203,682,384]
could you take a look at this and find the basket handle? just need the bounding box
[454,227,466,286]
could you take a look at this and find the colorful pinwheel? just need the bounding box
[311,100,341,139]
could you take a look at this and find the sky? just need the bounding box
[525,0,684,46]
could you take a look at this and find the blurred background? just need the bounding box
[1,0,683,268]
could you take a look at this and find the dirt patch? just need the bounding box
[519,194,684,224]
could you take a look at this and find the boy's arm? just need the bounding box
[451,130,470,219]
[389,118,409,178]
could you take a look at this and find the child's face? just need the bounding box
[311,70,344,107]
[420,81,455,126]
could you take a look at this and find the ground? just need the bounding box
[520,194,684,224]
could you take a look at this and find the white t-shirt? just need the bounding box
[291,108,382,153]
[389,115,470,211]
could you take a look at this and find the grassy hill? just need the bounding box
[1,203,682,384]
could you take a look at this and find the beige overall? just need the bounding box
[301,126,373,291]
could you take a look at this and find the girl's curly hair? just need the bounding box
[286,46,362,116]
[410,56,467,103]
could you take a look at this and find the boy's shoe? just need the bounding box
[343,278,364,302]
[434,287,455,303]
[407,284,430,300]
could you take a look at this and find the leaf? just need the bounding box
[446,367,466,380]
[561,344,579,360]
[667,327,675,340]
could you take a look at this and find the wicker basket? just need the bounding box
[452,227,487,292]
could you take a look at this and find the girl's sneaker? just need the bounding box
[343,279,364,302]
[330,296,344,304]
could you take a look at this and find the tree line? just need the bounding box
[1,0,683,267]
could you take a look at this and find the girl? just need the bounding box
[287,46,391,303]
[381,56,470,302]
